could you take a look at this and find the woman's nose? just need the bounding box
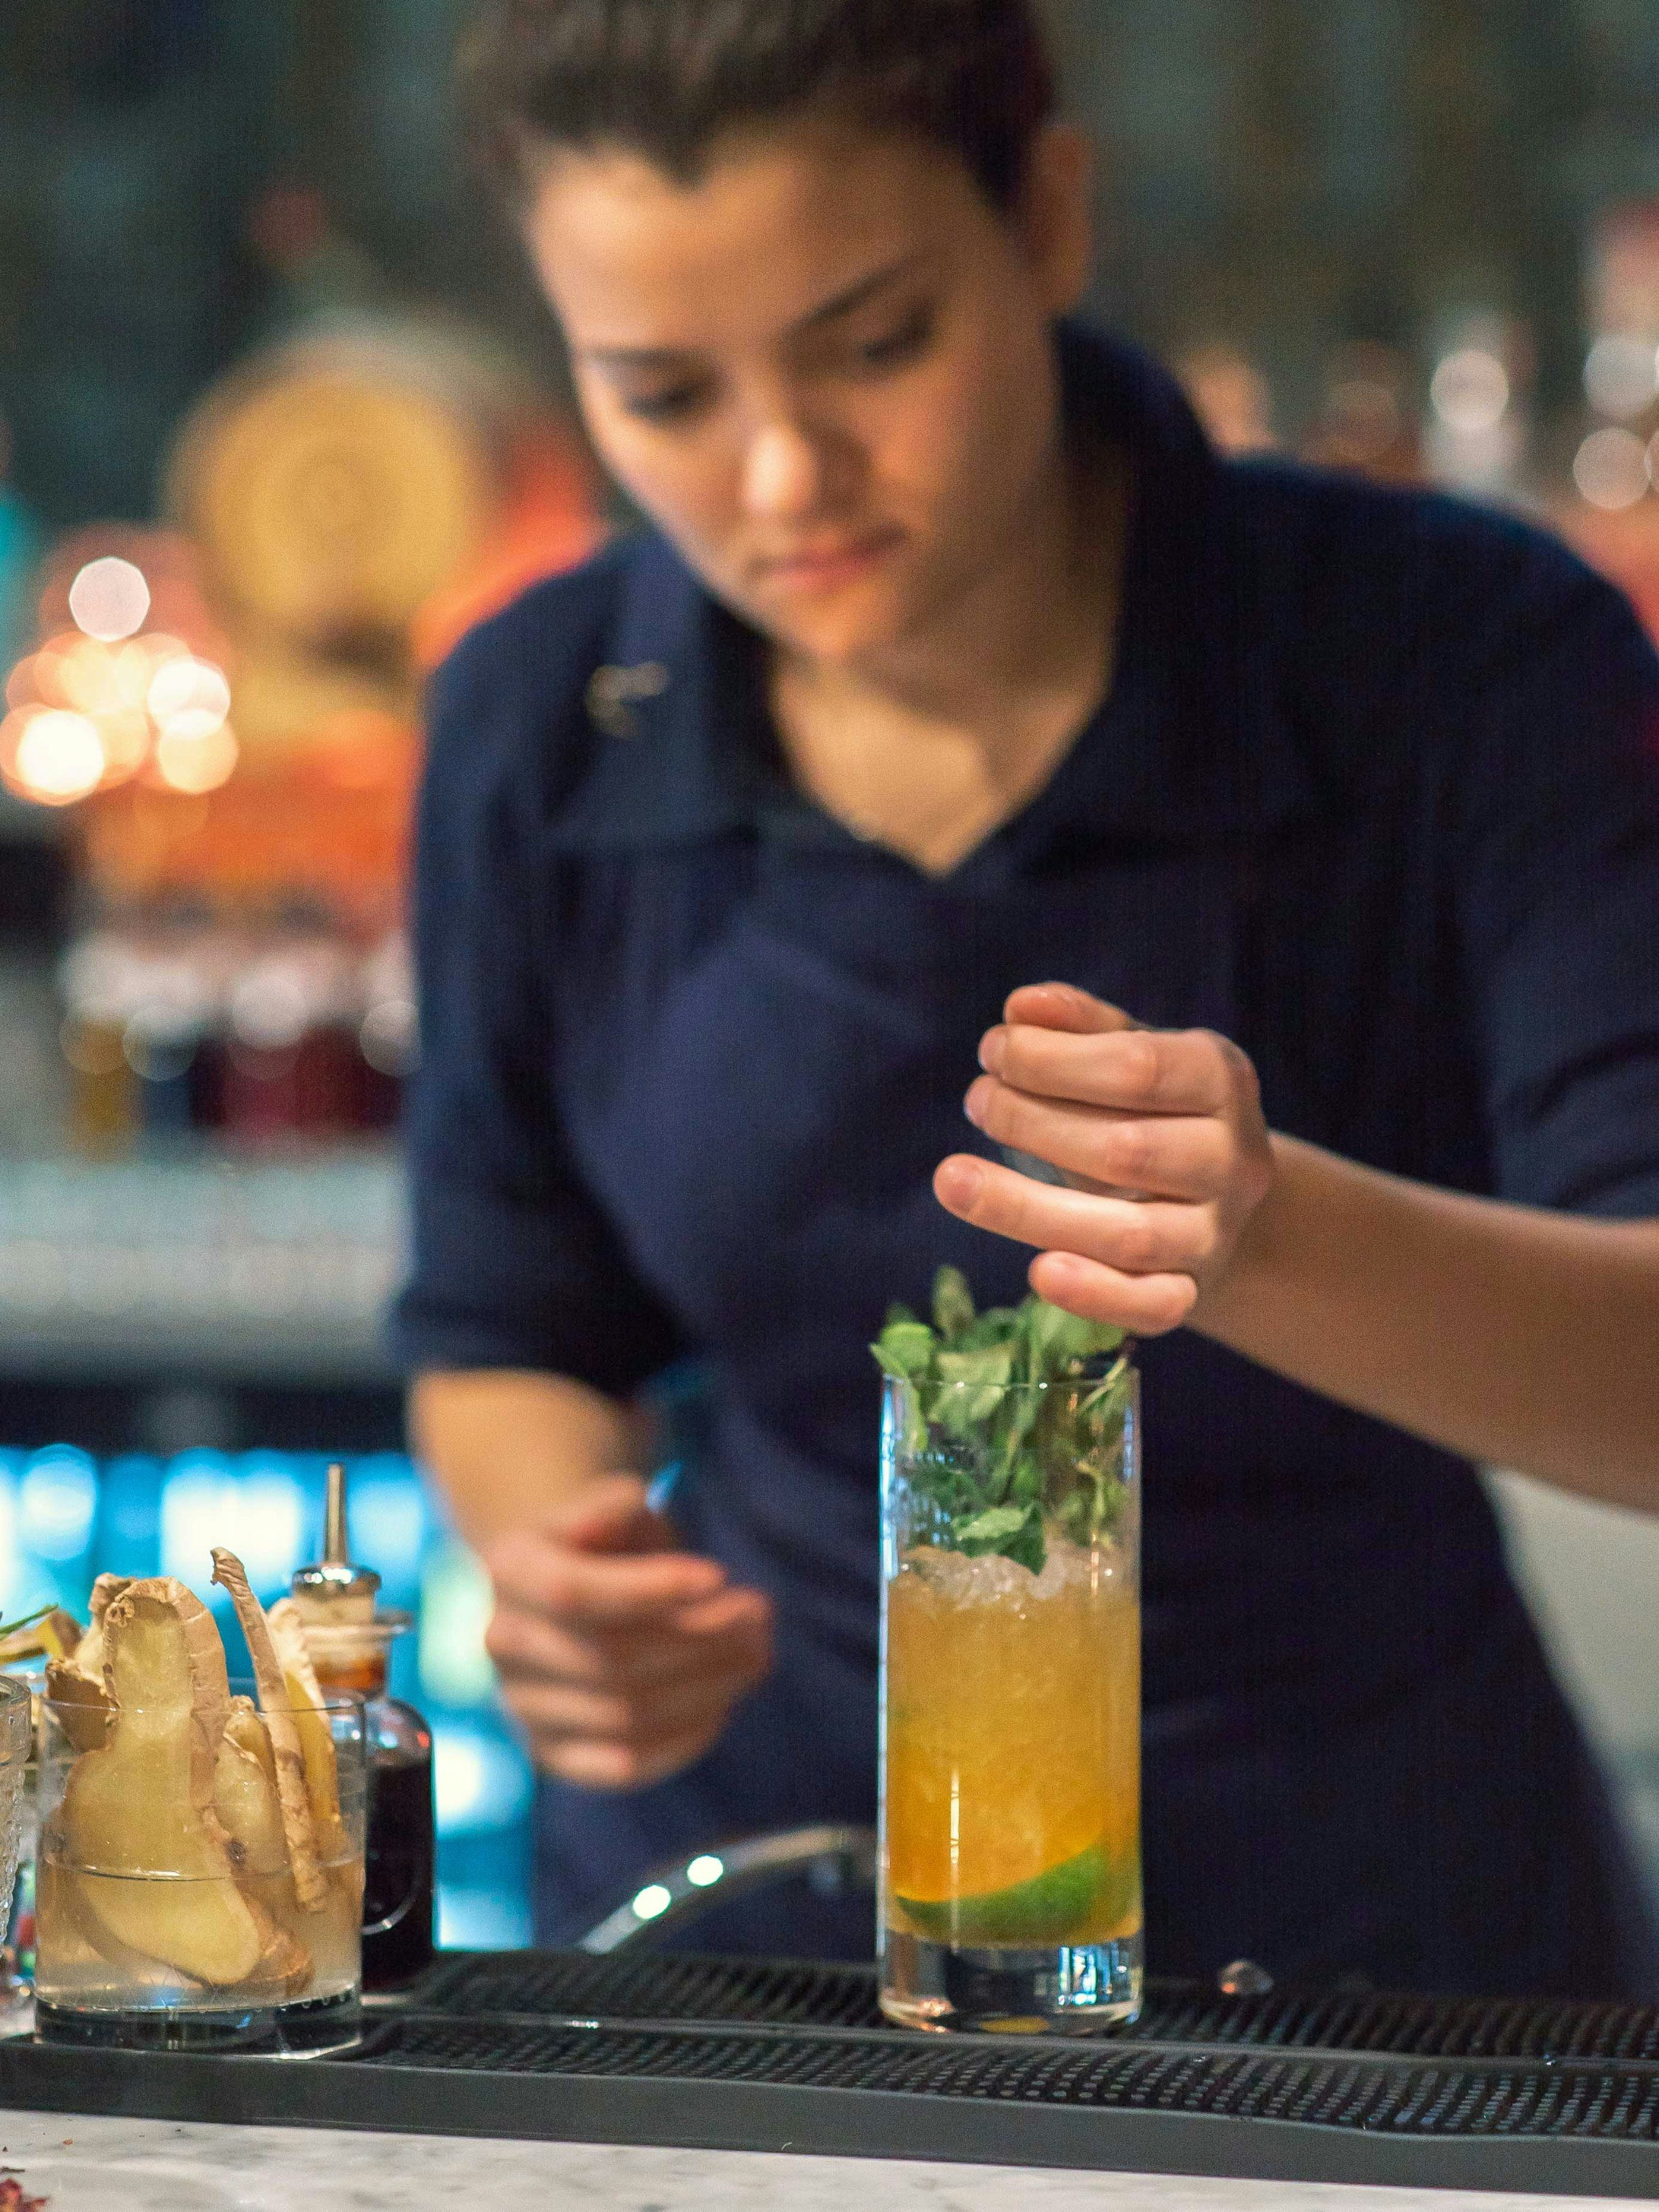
[741,419,838,521]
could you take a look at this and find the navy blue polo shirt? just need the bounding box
[394,326,1659,1992]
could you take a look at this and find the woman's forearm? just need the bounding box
[408,1368,655,1548]
[1197,1134,1659,1509]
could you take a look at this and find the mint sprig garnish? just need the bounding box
[873,1267,1132,1576]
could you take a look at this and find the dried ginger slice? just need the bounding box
[265,1597,347,1859]
[44,1658,110,1753]
[210,1548,327,1910]
[60,1572,134,1688]
[225,1693,278,1784]
[214,1699,290,1879]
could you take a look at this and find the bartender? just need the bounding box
[396,0,1659,1991]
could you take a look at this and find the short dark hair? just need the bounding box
[457,0,1057,214]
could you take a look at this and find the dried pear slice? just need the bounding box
[214,1700,289,1878]
[58,1578,293,1987]
[210,1550,327,1909]
[266,1597,347,1858]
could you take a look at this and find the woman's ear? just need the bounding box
[1016,120,1096,316]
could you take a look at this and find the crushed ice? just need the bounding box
[902,1539,1124,1607]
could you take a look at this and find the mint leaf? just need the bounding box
[933,1341,1014,1432]
[958,1503,1046,1575]
[871,1319,936,1384]
[932,1265,976,1341]
[956,1504,1032,1550]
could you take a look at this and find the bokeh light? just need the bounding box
[4,707,106,804]
[154,720,239,794]
[1584,334,1659,421]
[67,557,151,642]
[147,653,231,740]
[1429,349,1512,435]
[1574,425,1650,510]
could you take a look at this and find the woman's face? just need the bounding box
[522,117,1093,667]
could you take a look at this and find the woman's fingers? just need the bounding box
[488,1583,771,1683]
[981,1019,1242,1116]
[543,1723,728,1793]
[964,1078,1231,1200]
[548,1471,672,1552]
[501,1660,766,1750]
[933,1153,1206,1329]
[501,1612,772,1790]
[943,1149,1221,1271]
[1026,1248,1199,1334]
[945,984,1276,1333]
[484,1528,727,1627]
[487,1596,737,1689]
[1001,982,1134,1034]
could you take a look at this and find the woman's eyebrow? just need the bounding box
[788,251,928,334]
[579,253,929,371]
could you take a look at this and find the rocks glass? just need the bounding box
[33,1685,366,2054]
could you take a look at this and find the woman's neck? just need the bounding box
[770,432,1130,875]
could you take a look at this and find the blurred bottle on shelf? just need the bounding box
[0,411,41,677]
[1556,201,1659,647]
[58,922,417,1151]
[5,315,599,1158]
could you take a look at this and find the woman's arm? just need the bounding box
[934,984,1659,1514]
[409,1368,655,1550]
[1200,1137,1659,1510]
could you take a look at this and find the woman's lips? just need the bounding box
[754,528,903,593]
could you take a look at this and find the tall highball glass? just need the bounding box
[878,1359,1141,2033]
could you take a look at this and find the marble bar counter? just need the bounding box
[0,2110,1649,2212]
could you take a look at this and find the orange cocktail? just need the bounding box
[885,1543,1139,1944]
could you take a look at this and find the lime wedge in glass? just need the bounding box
[897,1840,1136,1947]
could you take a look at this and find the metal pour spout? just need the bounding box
[291,1461,381,1622]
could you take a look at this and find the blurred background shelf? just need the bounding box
[0,1147,402,1384]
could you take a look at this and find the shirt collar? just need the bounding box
[547,321,1314,857]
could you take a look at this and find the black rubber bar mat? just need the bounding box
[414,1950,1659,2061]
[6,1959,1659,2197]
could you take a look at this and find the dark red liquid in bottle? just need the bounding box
[363,1730,436,1991]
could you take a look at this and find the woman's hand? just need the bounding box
[933,982,1275,1333]
[481,1475,775,1790]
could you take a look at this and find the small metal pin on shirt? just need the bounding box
[585,660,669,738]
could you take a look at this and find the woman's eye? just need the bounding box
[856,308,936,369]
[618,380,713,425]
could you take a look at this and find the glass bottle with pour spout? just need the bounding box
[291,1464,434,1991]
